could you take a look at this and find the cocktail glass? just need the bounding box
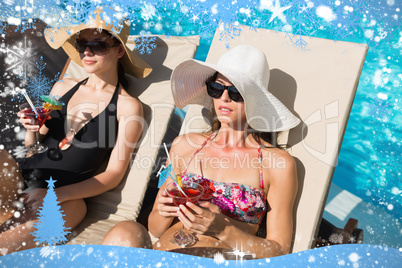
[19,101,52,154]
[166,181,204,247]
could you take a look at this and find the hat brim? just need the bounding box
[171,59,301,132]
[44,14,152,79]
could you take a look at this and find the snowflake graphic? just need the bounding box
[196,11,219,39]
[281,0,320,50]
[140,2,157,21]
[356,0,399,47]
[12,145,27,159]
[329,233,344,244]
[25,56,61,102]
[60,0,134,35]
[0,1,55,34]
[219,22,243,49]
[1,36,37,80]
[134,31,157,55]
[0,0,398,50]
[0,22,7,38]
[368,97,393,122]
[173,22,183,35]
[197,2,247,47]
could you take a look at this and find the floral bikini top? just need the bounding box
[181,132,267,225]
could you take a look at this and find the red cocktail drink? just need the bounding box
[166,181,204,246]
[19,102,52,154]
[168,187,203,207]
[22,107,51,128]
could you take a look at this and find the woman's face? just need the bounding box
[212,73,247,129]
[78,29,124,74]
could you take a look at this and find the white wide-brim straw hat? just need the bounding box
[171,45,301,132]
[44,8,152,79]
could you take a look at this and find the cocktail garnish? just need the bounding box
[176,174,183,188]
[41,95,64,110]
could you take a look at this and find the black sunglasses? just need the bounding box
[75,39,119,55]
[206,81,244,102]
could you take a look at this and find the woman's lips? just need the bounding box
[83,59,96,65]
[218,106,233,115]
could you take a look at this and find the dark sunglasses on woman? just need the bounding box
[75,39,120,55]
[206,81,244,102]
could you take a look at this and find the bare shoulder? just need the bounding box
[116,89,143,117]
[262,147,297,186]
[50,78,81,97]
[171,132,210,157]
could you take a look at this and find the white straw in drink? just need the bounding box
[163,143,188,197]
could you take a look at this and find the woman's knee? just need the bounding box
[60,199,87,229]
[103,221,152,248]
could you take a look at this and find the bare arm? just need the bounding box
[148,178,178,239]
[179,151,298,258]
[148,134,196,238]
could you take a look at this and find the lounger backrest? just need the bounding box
[180,27,368,252]
[64,35,199,244]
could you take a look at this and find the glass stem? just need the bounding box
[35,131,41,146]
[179,223,185,237]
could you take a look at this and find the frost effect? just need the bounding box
[0,0,398,49]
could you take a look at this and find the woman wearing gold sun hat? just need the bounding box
[0,8,150,254]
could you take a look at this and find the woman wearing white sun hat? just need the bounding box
[0,8,151,254]
[103,45,300,258]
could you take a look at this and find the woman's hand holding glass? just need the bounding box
[17,110,41,132]
[18,102,52,154]
[177,201,228,238]
[156,188,180,218]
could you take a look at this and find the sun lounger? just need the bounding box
[179,26,368,252]
[62,35,200,245]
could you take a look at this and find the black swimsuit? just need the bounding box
[19,78,119,189]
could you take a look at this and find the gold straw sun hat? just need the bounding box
[44,8,152,79]
[171,45,300,132]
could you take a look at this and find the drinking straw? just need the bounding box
[163,143,188,197]
[19,88,39,116]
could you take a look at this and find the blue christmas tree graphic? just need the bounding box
[30,178,70,247]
